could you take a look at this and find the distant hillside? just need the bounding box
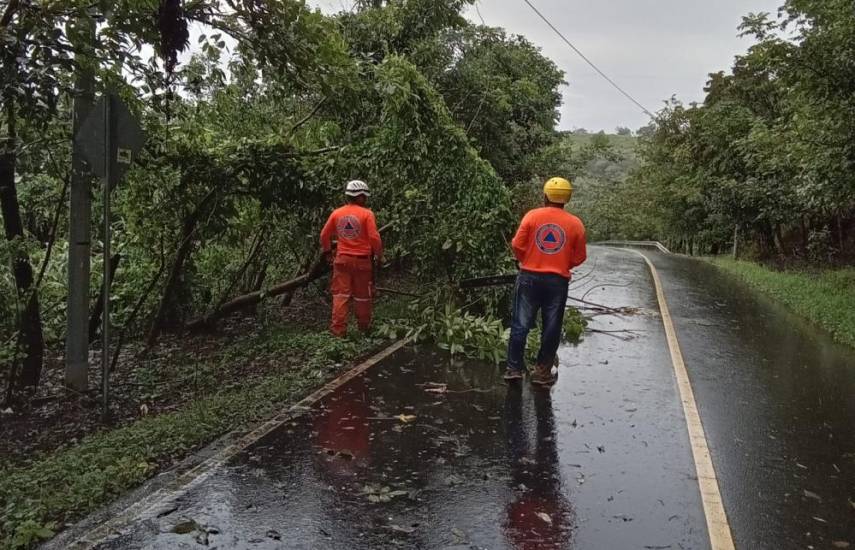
[563,131,639,184]
[565,132,638,161]
[563,132,642,241]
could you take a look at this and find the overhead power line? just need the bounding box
[520,0,655,119]
[475,2,486,25]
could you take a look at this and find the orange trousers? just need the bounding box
[330,255,374,336]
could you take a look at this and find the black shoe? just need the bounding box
[503,368,524,381]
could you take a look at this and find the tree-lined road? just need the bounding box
[53,247,855,549]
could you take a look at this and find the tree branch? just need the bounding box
[186,222,395,330]
[284,145,340,157]
[1,0,19,28]
[33,174,69,290]
[288,98,327,134]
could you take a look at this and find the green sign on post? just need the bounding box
[77,93,145,186]
[75,92,145,420]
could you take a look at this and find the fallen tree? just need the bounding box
[185,223,395,331]
[185,254,328,331]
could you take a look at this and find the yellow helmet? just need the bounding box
[543,177,573,204]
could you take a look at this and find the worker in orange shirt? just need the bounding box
[320,180,383,337]
[505,177,587,386]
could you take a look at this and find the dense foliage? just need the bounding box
[599,0,855,262]
[0,0,572,395]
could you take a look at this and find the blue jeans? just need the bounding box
[506,271,569,372]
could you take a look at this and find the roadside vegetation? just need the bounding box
[709,260,855,350]
[379,295,588,364]
[590,0,855,264]
[0,1,618,546]
[0,315,395,549]
[579,0,855,345]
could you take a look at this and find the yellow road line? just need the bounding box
[627,248,736,550]
[65,337,412,549]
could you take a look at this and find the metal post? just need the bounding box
[65,18,95,392]
[101,95,112,421]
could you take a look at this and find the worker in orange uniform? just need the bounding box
[320,180,384,337]
[505,177,586,386]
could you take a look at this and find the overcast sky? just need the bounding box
[308,0,783,132]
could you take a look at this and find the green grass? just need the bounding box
[0,325,391,549]
[709,258,855,349]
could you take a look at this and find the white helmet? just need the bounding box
[345,179,370,197]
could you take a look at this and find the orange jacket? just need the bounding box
[511,207,586,278]
[320,204,383,258]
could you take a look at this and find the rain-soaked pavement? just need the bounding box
[646,251,855,549]
[65,247,855,549]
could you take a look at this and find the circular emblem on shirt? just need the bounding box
[337,215,361,240]
[336,216,360,239]
[535,223,566,255]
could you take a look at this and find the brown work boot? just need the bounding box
[531,364,556,387]
[503,368,524,382]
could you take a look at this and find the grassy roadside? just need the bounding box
[708,258,855,349]
[0,320,398,549]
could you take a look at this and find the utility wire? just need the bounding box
[475,2,486,25]
[520,0,655,119]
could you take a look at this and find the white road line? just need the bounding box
[65,337,412,549]
[627,248,736,550]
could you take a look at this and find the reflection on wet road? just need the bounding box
[504,389,574,548]
[94,247,708,549]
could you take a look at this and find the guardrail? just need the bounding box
[594,240,672,254]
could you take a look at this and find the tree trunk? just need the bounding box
[88,252,121,343]
[760,223,775,257]
[146,184,219,346]
[773,224,785,257]
[280,255,314,308]
[185,255,328,331]
[252,261,269,293]
[147,216,197,346]
[213,231,264,311]
[0,101,44,388]
[732,225,740,260]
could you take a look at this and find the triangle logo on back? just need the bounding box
[535,223,566,255]
[337,215,361,239]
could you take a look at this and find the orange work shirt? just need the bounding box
[320,204,383,258]
[511,207,587,279]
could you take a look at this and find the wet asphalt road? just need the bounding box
[646,251,855,549]
[79,246,855,549]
